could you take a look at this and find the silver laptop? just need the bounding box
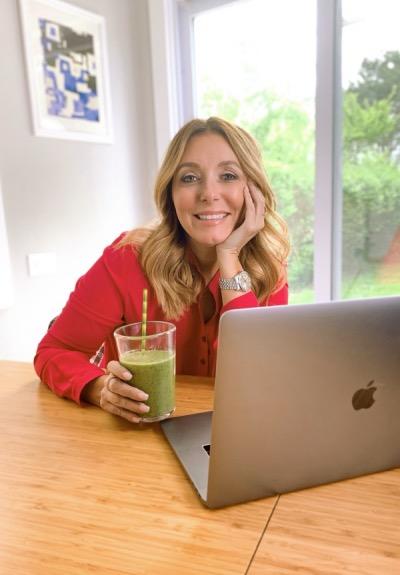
[161,296,400,508]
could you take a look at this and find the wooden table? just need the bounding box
[1,361,399,574]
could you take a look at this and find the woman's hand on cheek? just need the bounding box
[216,183,265,258]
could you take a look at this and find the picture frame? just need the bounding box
[19,0,113,143]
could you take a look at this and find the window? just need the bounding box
[191,0,316,303]
[152,0,399,301]
[341,0,400,298]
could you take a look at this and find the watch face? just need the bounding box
[219,271,251,291]
[238,271,251,291]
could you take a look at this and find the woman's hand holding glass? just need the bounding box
[86,360,150,423]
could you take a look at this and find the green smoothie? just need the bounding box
[120,349,175,422]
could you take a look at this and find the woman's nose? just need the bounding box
[199,179,219,202]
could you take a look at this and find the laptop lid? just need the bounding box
[162,296,400,508]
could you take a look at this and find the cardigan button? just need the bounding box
[200,358,206,365]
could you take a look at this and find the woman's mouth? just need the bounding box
[194,212,229,221]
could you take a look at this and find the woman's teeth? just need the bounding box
[196,214,227,221]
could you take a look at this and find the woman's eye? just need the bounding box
[181,174,198,183]
[221,172,238,181]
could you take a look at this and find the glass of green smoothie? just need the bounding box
[113,321,176,422]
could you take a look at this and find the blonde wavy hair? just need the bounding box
[120,117,290,319]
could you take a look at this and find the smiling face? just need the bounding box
[172,131,246,258]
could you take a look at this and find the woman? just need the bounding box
[34,117,290,423]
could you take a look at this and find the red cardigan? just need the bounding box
[34,235,288,404]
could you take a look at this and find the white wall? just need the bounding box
[0,0,158,360]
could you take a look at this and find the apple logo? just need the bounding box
[352,380,377,410]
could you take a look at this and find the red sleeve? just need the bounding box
[34,236,133,404]
[220,282,289,314]
[220,291,259,314]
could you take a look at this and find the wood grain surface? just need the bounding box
[1,361,398,575]
[0,361,276,575]
[248,467,400,575]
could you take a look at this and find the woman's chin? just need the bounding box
[189,233,229,253]
[201,234,230,247]
[206,227,234,245]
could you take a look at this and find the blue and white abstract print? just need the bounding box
[39,18,99,123]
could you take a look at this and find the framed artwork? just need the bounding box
[19,0,113,143]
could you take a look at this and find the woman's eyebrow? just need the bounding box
[176,162,199,171]
[218,161,242,169]
[176,160,242,171]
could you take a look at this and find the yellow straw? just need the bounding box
[141,288,148,351]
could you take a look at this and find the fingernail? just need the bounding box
[122,371,132,380]
[138,391,149,401]
[142,404,150,413]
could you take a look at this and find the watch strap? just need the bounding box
[219,271,251,292]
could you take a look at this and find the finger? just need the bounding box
[101,384,150,417]
[244,185,265,229]
[247,183,266,216]
[106,360,132,382]
[100,397,144,423]
[107,376,149,402]
[103,386,150,415]
[243,185,256,218]
[247,187,266,229]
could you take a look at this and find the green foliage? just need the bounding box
[343,92,396,150]
[291,271,400,303]
[350,51,400,105]
[246,95,315,288]
[343,149,400,208]
[349,51,400,149]
[343,53,400,279]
